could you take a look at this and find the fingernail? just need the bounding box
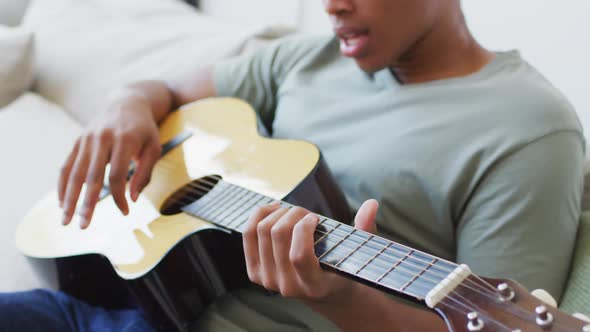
[307,214,320,224]
[62,215,69,226]
[268,201,281,208]
[79,218,87,229]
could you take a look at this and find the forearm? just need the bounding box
[305,282,446,332]
[108,81,173,124]
[111,66,216,124]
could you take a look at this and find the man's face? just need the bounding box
[323,0,443,72]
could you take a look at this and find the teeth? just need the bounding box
[347,38,359,47]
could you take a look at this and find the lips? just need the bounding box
[335,27,370,58]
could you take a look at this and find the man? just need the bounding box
[0,0,584,331]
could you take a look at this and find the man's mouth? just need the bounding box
[337,29,370,58]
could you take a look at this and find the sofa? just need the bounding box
[0,0,290,292]
[1,0,588,318]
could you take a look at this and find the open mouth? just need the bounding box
[338,30,370,58]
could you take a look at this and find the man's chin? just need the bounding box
[353,58,389,74]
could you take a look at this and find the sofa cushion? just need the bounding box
[0,93,81,292]
[23,0,287,125]
[0,25,34,108]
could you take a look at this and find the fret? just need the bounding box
[189,181,232,217]
[402,253,452,297]
[183,181,229,216]
[232,195,275,231]
[181,180,455,300]
[401,258,437,293]
[313,218,335,245]
[214,190,257,225]
[377,249,413,283]
[356,241,391,275]
[371,238,419,291]
[200,184,243,221]
[335,231,371,268]
[209,186,251,225]
[228,194,271,226]
[317,227,354,264]
[230,193,266,222]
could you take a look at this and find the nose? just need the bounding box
[323,0,354,17]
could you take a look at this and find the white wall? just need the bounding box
[462,1,590,134]
[200,0,301,28]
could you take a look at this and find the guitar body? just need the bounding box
[16,98,352,332]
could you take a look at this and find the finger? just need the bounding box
[79,139,113,229]
[243,201,281,283]
[354,199,379,234]
[62,139,92,226]
[290,214,322,293]
[256,206,290,290]
[129,136,161,202]
[58,139,80,208]
[108,140,138,215]
[270,207,310,295]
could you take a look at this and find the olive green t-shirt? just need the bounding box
[203,35,584,330]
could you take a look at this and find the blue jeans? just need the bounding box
[0,289,155,332]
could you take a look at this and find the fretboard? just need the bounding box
[181,180,456,301]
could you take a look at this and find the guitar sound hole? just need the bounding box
[160,175,222,216]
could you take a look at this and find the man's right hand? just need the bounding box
[57,68,217,229]
[59,92,162,229]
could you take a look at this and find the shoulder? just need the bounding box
[259,34,339,76]
[485,51,582,138]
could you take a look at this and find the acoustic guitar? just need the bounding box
[16,98,589,332]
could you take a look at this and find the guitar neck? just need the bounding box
[181,179,457,302]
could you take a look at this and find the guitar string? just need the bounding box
[168,179,510,307]
[183,179,584,332]
[130,164,540,318]
[445,287,515,332]
[315,228,555,331]
[190,179,501,297]
[437,301,514,332]
[271,214,582,332]
[444,288,581,332]
[156,175,502,300]
[312,228,513,309]
[129,156,580,330]
[124,171,562,330]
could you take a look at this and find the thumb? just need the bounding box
[354,199,379,234]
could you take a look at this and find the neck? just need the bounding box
[180,179,459,301]
[390,9,494,84]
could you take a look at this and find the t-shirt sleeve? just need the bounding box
[456,131,585,301]
[213,35,322,132]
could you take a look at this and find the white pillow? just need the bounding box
[23,0,285,125]
[0,92,81,292]
[0,25,34,108]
